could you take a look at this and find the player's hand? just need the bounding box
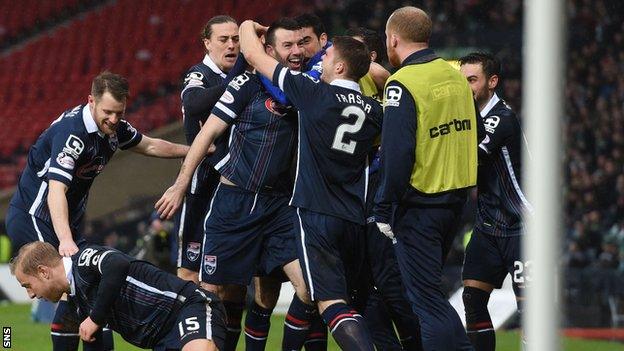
[155,183,185,220]
[252,21,268,35]
[58,239,79,257]
[79,317,100,342]
[376,222,397,243]
[207,143,216,155]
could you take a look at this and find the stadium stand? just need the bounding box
[0,0,105,49]
[0,0,298,188]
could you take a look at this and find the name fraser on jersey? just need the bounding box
[429,118,471,138]
[334,93,373,113]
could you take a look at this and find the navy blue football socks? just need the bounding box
[244,301,273,350]
[321,302,374,351]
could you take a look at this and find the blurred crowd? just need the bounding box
[562,0,624,271]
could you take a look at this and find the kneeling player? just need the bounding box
[11,241,226,351]
[459,52,532,351]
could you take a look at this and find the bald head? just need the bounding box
[387,6,431,43]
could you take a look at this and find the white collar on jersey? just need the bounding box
[480,93,500,118]
[82,105,105,138]
[203,54,227,78]
[63,257,76,297]
[330,79,361,93]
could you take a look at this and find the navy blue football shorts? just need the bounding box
[176,163,220,272]
[199,183,298,285]
[462,227,524,294]
[5,205,84,256]
[294,207,367,302]
[154,287,226,351]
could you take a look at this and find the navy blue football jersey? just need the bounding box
[211,72,298,195]
[272,65,383,224]
[69,244,196,348]
[181,55,231,195]
[476,94,532,236]
[9,105,142,230]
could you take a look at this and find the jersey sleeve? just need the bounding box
[117,120,143,150]
[373,80,417,223]
[478,113,516,156]
[48,129,87,185]
[74,245,131,326]
[181,70,228,144]
[272,64,321,109]
[211,72,255,124]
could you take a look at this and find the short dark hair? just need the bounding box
[332,36,370,81]
[91,71,129,102]
[459,52,502,79]
[201,15,237,40]
[265,17,301,47]
[344,27,387,64]
[295,13,326,39]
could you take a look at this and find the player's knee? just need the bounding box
[293,284,312,305]
[462,286,492,328]
[254,278,282,309]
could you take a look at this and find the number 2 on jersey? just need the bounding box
[332,106,365,154]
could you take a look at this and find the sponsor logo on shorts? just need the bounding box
[186,242,201,262]
[203,255,217,275]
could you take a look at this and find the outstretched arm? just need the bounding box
[130,136,189,158]
[155,115,228,219]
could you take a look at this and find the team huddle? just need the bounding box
[6,5,530,351]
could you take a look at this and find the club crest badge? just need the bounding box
[186,242,201,262]
[203,255,217,275]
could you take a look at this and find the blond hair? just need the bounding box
[387,6,432,43]
[9,242,62,276]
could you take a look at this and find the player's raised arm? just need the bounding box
[155,114,228,219]
[239,20,279,80]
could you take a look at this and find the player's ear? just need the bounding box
[37,265,49,280]
[203,38,211,52]
[88,95,95,106]
[488,74,499,90]
[390,34,399,48]
[336,61,345,75]
[370,50,377,62]
[319,32,328,47]
[265,44,275,57]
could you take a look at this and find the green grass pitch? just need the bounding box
[1,303,621,350]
